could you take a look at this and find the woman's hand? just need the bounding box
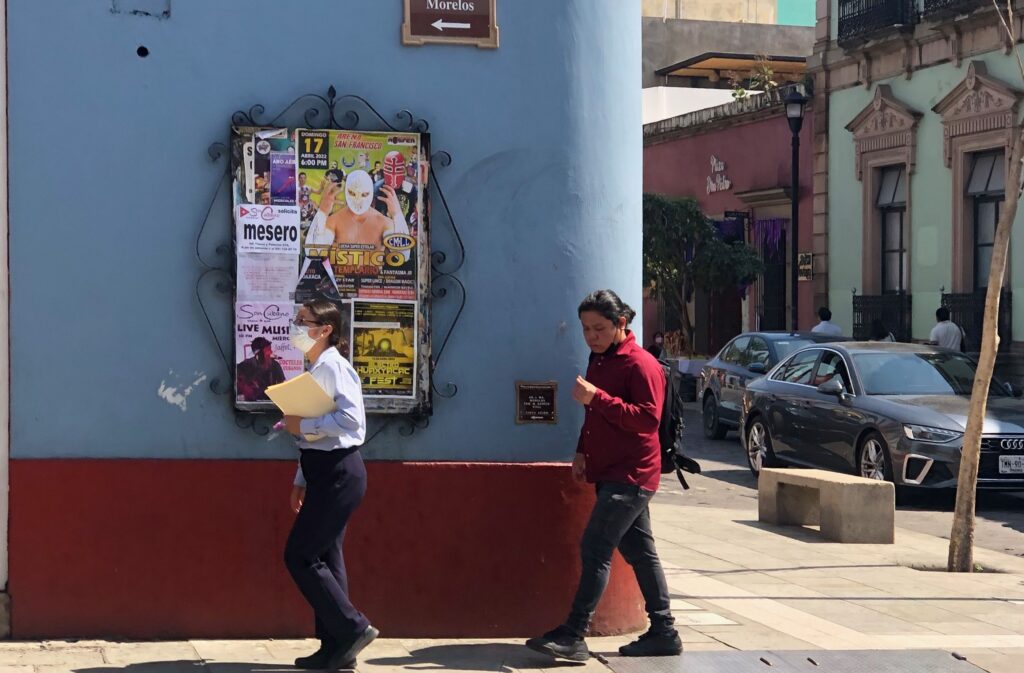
[290,485,305,514]
[573,375,598,405]
[572,453,586,482]
[283,415,303,434]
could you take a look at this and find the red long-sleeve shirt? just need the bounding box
[576,331,665,492]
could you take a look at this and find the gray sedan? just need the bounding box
[740,342,1024,489]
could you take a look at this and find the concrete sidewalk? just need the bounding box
[6,497,1024,672]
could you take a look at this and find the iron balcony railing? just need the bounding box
[852,292,913,342]
[942,289,1013,353]
[838,0,916,43]
[922,0,984,17]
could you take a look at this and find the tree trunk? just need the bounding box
[948,126,1024,572]
[679,285,694,356]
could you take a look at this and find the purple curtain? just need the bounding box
[753,217,788,252]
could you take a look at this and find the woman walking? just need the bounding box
[282,299,378,670]
[527,289,682,661]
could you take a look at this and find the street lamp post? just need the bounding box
[785,88,808,333]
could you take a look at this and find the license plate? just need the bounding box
[999,455,1024,474]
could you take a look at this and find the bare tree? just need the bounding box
[948,1,1024,572]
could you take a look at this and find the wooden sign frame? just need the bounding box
[402,0,499,49]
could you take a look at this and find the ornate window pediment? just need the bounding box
[845,85,922,180]
[932,61,1023,167]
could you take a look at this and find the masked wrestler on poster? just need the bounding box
[305,170,411,260]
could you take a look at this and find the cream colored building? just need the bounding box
[641,0,778,23]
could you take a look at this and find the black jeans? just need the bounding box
[565,482,674,638]
[284,448,370,646]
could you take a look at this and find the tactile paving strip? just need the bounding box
[602,649,984,673]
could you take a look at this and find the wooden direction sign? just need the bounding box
[515,381,558,425]
[403,0,499,48]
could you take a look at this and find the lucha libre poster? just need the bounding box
[297,130,424,301]
[230,125,431,413]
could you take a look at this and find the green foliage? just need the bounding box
[643,193,765,351]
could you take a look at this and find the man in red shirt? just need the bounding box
[527,290,682,661]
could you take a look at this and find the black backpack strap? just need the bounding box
[675,468,690,490]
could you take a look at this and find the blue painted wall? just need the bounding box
[8,0,642,460]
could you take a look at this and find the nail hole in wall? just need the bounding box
[137,46,150,58]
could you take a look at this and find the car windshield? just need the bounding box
[853,351,1007,396]
[773,339,816,359]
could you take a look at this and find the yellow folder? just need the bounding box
[265,372,336,418]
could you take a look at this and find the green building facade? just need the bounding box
[819,1,1024,357]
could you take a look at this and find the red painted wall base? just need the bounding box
[10,460,646,639]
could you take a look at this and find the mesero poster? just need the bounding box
[236,205,301,255]
[352,301,417,398]
[234,302,304,407]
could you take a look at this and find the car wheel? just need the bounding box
[703,395,727,440]
[858,432,894,483]
[745,416,777,478]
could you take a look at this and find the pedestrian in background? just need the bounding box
[527,289,682,662]
[281,299,378,671]
[870,319,895,342]
[930,307,966,352]
[646,331,665,359]
[811,307,843,336]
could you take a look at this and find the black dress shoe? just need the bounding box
[618,629,683,657]
[294,645,333,669]
[327,625,379,670]
[525,625,590,662]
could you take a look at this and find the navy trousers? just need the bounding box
[284,448,370,645]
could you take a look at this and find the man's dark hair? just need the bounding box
[937,306,951,322]
[578,289,636,326]
[818,307,832,321]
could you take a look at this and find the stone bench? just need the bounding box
[758,468,895,544]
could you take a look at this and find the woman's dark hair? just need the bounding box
[870,318,889,340]
[304,299,349,353]
[578,289,636,326]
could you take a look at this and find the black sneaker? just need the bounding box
[326,625,379,670]
[618,629,683,657]
[525,625,590,662]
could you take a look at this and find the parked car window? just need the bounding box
[778,349,820,385]
[813,351,852,391]
[747,337,771,367]
[853,351,1007,396]
[721,336,751,364]
[773,338,816,360]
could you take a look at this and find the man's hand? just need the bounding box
[318,180,341,214]
[572,453,586,482]
[283,415,303,434]
[573,375,598,405]
[290,485,305,514]
[378,185,402,218]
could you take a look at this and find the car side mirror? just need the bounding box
[748,362,767,375]
[817,378,845,396]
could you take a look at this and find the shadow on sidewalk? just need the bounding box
[366,643,589,670]
[77,663,299,673]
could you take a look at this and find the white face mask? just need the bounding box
[345,170,374,215]
[289,323,319,354]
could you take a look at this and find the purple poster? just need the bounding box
[270,152,297,205]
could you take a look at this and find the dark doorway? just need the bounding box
[760,231,787,330]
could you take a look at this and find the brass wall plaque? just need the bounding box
[515,381,557,424]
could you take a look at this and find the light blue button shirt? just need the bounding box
[292,346,367,487]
